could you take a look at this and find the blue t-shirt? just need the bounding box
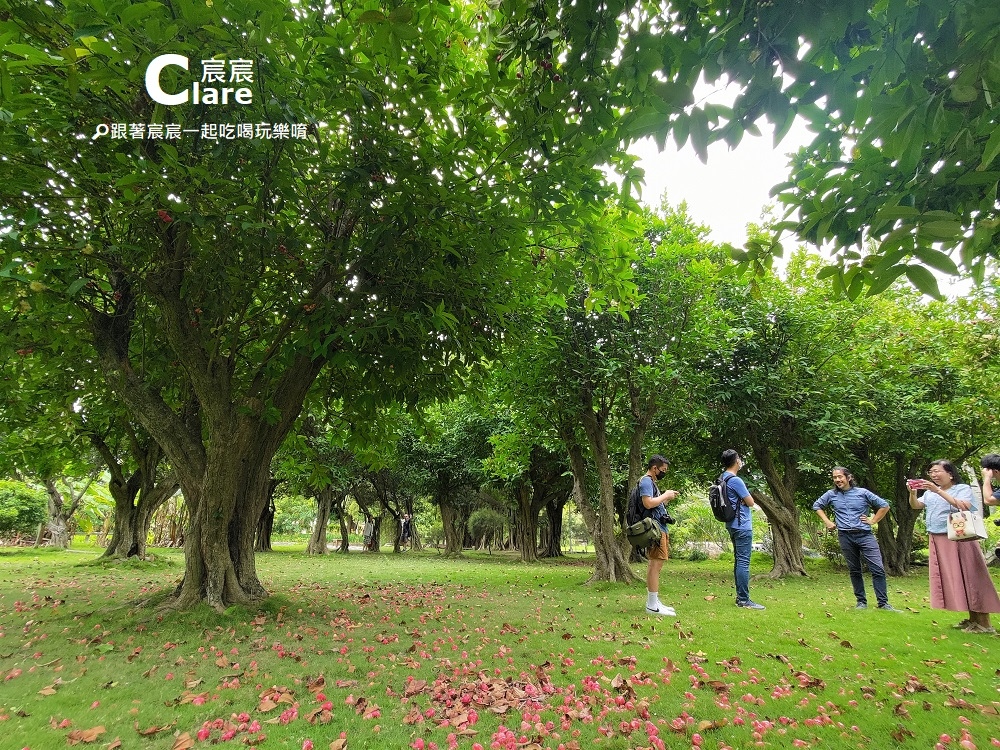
[638,475,669,533]
[920,483,974,534]
[722,471,752,531]
[812,487,888,531]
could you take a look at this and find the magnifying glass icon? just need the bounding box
[92,124,110,140]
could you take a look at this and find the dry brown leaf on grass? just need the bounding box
[258,685,295,712]
[891,725,915,742]
[134,721,176,736]
[705,680,730,693]
[404,679,427,697]
[329,739,347,750]
[66,726,105,745]
[696,718,729,732]
[171,732,195,750]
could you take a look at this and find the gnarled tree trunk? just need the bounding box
[513,481,540,562]
[91,229,328,611]
[255,479,279,553]
[748,427,807,577]
[363,514,382,552]
[92,432,178,560]
[106,480,177,559]
[307,485,333,554]
[539,497,566,558]
[564,410,639,585]
[336,500,351,553]
[439,498,465,558]
[43,478,92,549]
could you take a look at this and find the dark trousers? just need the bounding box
[837,529,888,606]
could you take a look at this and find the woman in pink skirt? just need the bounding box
[908,459,1000,634]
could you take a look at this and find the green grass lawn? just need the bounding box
[1,545,997,750]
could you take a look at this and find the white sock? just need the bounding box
[646,591,658,609]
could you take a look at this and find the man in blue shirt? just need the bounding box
[721,449,765,610]
[812,467,899,611]
[638,455,679,616]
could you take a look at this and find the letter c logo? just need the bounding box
[145,54,189,106]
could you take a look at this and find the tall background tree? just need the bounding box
[495,203,727,582]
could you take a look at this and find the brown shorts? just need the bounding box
[648,531,669,560]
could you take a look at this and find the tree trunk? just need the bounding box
[92,265,326,610]
[255,480,278,553]
[439,499,465,557]
[103,476,178,560]
[388,513,403,554]
[747,429,807,577]
[363,515,382,553]
[307,486,333,554]
[539,497,566,558]
[752,490,807,577]
[409,520,423,552]
[874,457,922,575]
[92,433,178,560]
[337,502,351,553]
[569,407,640,584]
[168,421,291,611]
[514,481,540,562]
[43,479,90,549]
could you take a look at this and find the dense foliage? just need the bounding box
[0,479,47,536]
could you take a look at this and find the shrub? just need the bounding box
[0,480,48,536]
[467,508,506,545]
[819,531,845,568]
[425,524,445,549]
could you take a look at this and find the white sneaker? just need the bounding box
[645,602,676,616]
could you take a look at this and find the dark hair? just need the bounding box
[981,454,1000,471]
[646,454,669,470]
[929,459,961,484]
[721,449,740,468]
[831,466,857,488]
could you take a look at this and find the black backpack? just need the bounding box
[708,474,737,523]
[625,480,651,527]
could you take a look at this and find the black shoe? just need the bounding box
[877,604,901,612]
[855,603,868,610]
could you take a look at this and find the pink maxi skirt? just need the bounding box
[927,533,1000,613]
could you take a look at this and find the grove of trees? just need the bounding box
[3,0,1000,611]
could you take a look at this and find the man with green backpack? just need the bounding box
[634,455,680,617]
